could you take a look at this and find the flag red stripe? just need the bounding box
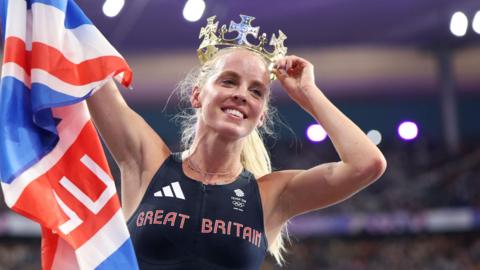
[41,227,59,270]
[3,36,31,75]
[12,121,122,248]
[3,36,132,86]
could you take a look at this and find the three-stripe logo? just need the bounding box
[154,181,185,200]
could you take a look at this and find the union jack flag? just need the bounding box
[0,0,138,269]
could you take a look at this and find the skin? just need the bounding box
[86,48,387,249]
[186,50,270,182]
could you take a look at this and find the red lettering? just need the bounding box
[243,226,252,242]
[178,214,190,229]
[226,221,232,235]
[254,230,262,247]
[201,218,213,233]
[136,212,145,227]
[163,212,177,226]
[153,210,164,224]
[233,222,243,237]
[214,220,226,234]
[144,211,153,225]
[135,209,192,229]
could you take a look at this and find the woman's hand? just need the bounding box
[273,55,318,112]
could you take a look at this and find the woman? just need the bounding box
[87,21,386,270]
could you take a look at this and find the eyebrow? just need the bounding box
[218,70,268,91]
[218,70,240,80]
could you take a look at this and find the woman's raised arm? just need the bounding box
[261,56,387,228]
[86,80,170,216]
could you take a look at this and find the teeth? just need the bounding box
[224,109,244,118]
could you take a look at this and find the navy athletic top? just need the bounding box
[127,153,268,270]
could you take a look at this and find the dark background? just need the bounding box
[1,0,480,269]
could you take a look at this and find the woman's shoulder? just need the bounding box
[256,170,303,231]
[257,169,304,186]
[257,170,303,207]
[257,170,304,200]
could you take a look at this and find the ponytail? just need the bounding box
[241,129,289,265]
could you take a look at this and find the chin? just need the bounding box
[214,124,253,140]
[200,116,255,140]
[218,128,249,140]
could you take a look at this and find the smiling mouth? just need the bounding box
[222,108,246,119]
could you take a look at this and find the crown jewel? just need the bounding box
[198,15,287,69]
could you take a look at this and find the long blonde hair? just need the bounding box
[174,48,289,265]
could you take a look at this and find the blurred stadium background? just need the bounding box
[1,0,480,269]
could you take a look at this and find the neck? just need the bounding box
[186,132,244,184]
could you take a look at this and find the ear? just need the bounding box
[257,112,266,128]
[190,86,202,108]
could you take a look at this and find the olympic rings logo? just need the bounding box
[232,201,245,208]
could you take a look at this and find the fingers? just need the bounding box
[274,55,309,69]
[272,67,288,80]
[273,57,289,71]
[273,55,311,75]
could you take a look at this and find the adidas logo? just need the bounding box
[154,181,185,200]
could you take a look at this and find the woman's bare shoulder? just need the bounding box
[257,170,303,222]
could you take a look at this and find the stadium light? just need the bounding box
[367,130,382,145]
[306,124,327,143]
[102,0,125,18]
[183,0,205,22]
[450,11,468,37]
[398,121,418,141]
[473,11,480,34]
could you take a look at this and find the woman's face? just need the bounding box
[192,49,270,140]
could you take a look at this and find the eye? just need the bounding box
[221,79,236,86]
[251,89,263,97]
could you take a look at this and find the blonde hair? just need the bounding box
[173,48,289,265]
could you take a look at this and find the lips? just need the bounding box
[221,107,247,119]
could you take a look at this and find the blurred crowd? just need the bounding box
[0,139,479,269]
[270,138,480,214]
[0,138,479,214]
[1,232,479,270]
[0,240,40,270]
[263,232,480,270]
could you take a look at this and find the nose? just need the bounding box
[232,92,247,104]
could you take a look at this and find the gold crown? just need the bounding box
[198,15,287,76]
